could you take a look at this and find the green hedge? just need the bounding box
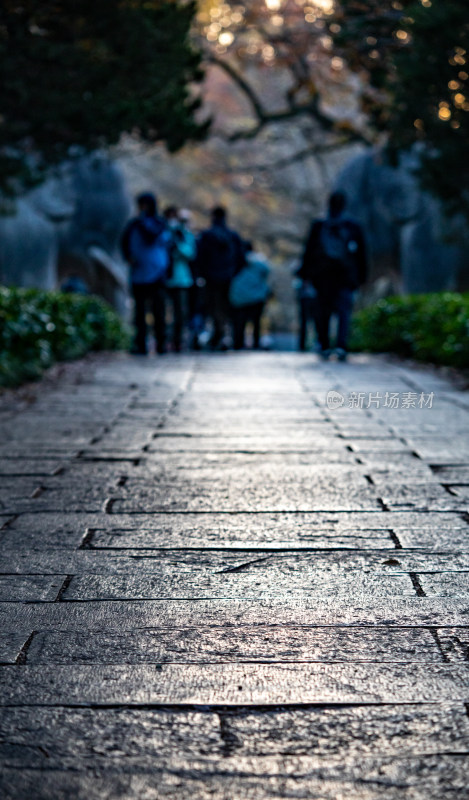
[0,286,130,387]
[350,293,469,368]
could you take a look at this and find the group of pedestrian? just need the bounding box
[121,189,368,359]
[121,194,271,354]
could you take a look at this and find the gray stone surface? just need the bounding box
[26,626,443,664]
[2,663,469,705]
[0,704,467,768]
[1,597,468,630]
[1,759,469,800]
[1,352,469,798]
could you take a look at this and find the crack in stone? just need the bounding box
[79,528,96,550]
[449,635,469,663]
[216,556,273,574]
[389,530,403,550]
[103,498,115,514]
[218,712,241,757]
[441,484,460,497]
[0,514,18,530]
[378,498,390,512]
[55,575,74,602]
[16,631,37,665]
[429,628,450,664]
[409,572,426,597]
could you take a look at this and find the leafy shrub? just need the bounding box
[0,287,130,387]
[350,293,469,368]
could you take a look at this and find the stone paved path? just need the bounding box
[1,352,469,799]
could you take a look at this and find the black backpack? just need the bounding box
[316,220,359,289]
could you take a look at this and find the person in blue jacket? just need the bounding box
[121,192,172,355]
[229,243,271,350]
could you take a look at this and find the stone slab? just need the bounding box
[1,597,468,631]
[5,547,469,577]
[3,510,467,545]
[146,438,357,454]
[417,572,469,597]
[62,570,413,601]
[1,663,469,705]
[0,460,63,477]
[0,575,65,602]
[0,705,467,770]
[25,625,443,665]
[2,755,469,800]
[410,440,469,463]
[380,485,467,512]
[89,525,395,551]
[431,466,469,482]
[110,483,382,513]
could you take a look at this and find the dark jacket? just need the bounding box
[194,222,245,284]
[299,216,368,292]
[121,214,172,285]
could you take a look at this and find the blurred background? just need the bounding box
[1,0,468,366]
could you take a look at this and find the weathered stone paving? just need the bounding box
[1,351,469,799]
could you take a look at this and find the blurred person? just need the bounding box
[193,206,245,350]
[230,242,271,350]
[121,192,172,355]
[164,207,196,352]
[293,269,317,352]
[299,191,368,361]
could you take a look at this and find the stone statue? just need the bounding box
[336,149,469,295]
[0,154,131,314]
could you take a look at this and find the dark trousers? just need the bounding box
[298,295,317,351]
[315,288,354,352]
[167,287,188,351]
[205,282,232,346]
[132,281,166,354]
[233,302,264,350]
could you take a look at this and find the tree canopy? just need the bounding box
[195,0,469,216]
[334,0,469,216]
[0,0,208,196]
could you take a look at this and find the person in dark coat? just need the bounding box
[121,192,172,355]
[299,191,368,360]
[193,206,245,349]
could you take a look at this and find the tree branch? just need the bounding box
[223,139,353,174]
[207,55,372,147]
[207,55,266,125]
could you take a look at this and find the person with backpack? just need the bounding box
[193,206,245,350]
[299,191,368,360]
[121,192,172,355]
[229,242,271,350]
